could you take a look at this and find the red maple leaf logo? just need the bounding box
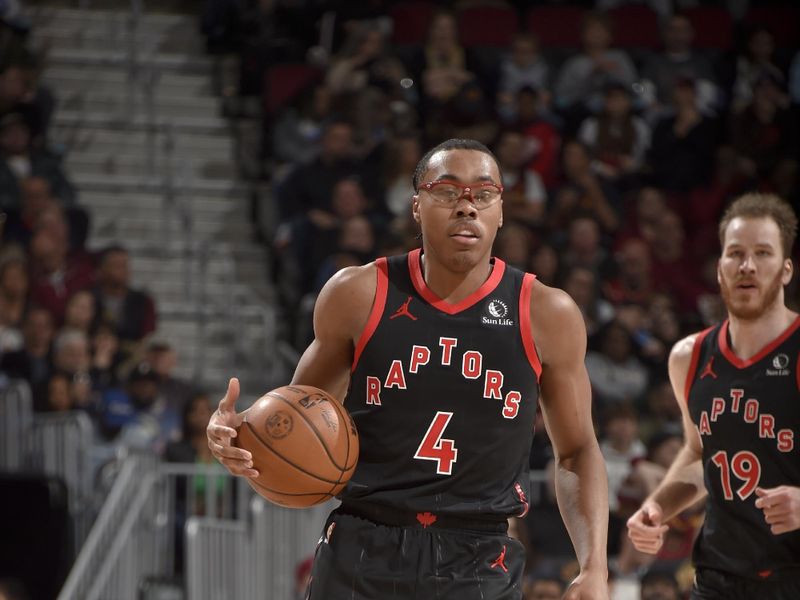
[416,512,437,528]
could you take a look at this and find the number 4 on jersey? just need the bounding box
[415,411,458,475]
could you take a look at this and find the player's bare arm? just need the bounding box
[626,333,707,554]
[207,263,377,477]
[290,262,377,400]
[531,281,609,598]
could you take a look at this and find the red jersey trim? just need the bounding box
[684,327,714,402]
[407,248,506,315]
[519,273,542,382]
[718,316,800,370]
[352,258,388,373]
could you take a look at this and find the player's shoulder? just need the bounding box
[318,262,380,305]
[529,278,582,323]
[669,330,708,371]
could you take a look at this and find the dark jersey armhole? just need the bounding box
[519,273,542,382]
[684,327,713,402]
[352,258,389,373]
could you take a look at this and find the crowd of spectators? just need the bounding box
[0,6,206,477]
[203,0,800,597]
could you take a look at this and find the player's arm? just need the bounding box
[626,334,707,554]
[531,283,609,597]
[290,263,377,400]
[207,264,377,477]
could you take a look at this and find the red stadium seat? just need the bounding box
[263,63,322,114]
[526,5,586,49]
[744,6,800,49]
[390,2,437,46]
[608,5,660,50]
[683,7,733,51]
[457,6,519,47]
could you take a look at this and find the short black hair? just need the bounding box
[412,138,500,192]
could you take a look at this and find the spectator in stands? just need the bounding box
[511,87,561,190]
[90,321,122,391]
[496,33,550,120]
[50,328,91,402]
[0,48,57,144]
[639,568,681,600]
[641,13,718,117]
[603,238,655,308]
[648,75,717,193]
[732,70,795,184]
[28,227,94,324]
[617,186,668,246]
[561,266,615,337]
[382,134,421,223]
[599,402,646,554]
[493,129,546,226]
[561,216,614,278]
[525,573,566,600]
[529,243,559,287]
[554,12,636,123]
[732,27,788,114]
[145,341,194,413]
[92,245,157,344]
[313,214,376,292]
[638,378,682,442]
[0,112,75,211]
[0,305,53,391]
[3,177,89,251]
[272,83,334,167]
[0,256,27,328]
[550,140,620,234]
[275,120,362,224]
[428,80,498,147]
[165,391,216,464]
[578,81,650,185]
[62,289,96,335]
[99,361,181,455]
[493,222,534,271]
[586,321,649,408]
[646,209,706,315]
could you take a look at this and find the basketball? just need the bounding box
[235,385,359,508]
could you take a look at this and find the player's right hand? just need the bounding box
[626,501,669,554]
[207,377,259,478]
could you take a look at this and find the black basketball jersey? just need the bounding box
[340,249,541,521]
[686,318,800,578]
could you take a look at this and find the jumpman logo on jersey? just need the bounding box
[490,546,508,572]
[700,356,718,380]
[390,296,418,321]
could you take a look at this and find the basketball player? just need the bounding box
[626,194,800,599]
[208,139,609,599]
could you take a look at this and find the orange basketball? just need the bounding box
[235,385,359,508]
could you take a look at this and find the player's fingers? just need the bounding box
[763,506,792,523]
[218,377,240,412]
[218,457,260,478]
[207,423,238,441]
[209,441,253,463]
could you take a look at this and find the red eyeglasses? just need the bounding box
[418,180,504,209]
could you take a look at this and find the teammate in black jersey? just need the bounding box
[627,194,800,599]
[208,139,609,599]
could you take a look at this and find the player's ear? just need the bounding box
[716,258,722,285]
[783,258,793,285]
[412,194,421,223]
[498,200,503,229]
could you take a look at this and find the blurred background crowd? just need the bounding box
[1,0,799,598]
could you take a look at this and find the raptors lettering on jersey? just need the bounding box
[365,337,524,419]
[696,387,795,452]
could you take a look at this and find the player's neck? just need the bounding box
[727,303,798,361]
[420,251,493,304]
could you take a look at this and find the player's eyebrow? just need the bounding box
[433,174,497,184]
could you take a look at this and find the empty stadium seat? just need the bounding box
[526,5,586,49]
[390,2,436,46]
[683,7,733,51]
[263,63,323,115]
[457,5,519,47]
[608,5,660,50]
[744,6,800,49]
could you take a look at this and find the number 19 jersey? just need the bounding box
[685,318,800,579]
[340,249,541,521]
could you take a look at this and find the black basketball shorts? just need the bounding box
[305,508,525,600]
[691,567,800,600]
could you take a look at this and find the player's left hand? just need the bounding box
[563,570,609,600]
[755,486,800,534]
